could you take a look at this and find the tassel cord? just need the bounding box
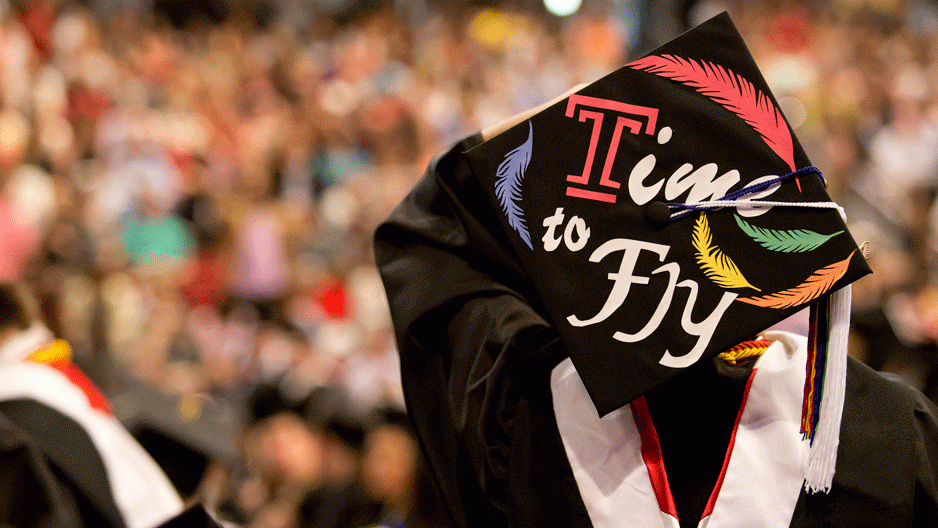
[803,284,851,494]
[665,166,841,221]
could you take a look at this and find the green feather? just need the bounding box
[734,215,843,253]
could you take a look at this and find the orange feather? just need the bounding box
[736,250,856,309]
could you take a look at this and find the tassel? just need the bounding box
[803,284,851,493]
[802,301,821,440]
[802,296,828,442]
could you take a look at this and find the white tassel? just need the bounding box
[803,284,851,493]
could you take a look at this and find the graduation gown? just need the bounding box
[1,405,224,528]
[374,133,938,527]
[0,326,183,528]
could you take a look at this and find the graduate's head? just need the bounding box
[464,12,870,493]
[0,283,34,338]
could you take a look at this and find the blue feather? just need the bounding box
[494,120,534,249]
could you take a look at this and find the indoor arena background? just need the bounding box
[0,0,936,526]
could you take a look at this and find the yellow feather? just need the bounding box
[693,213,761,291]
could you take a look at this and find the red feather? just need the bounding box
[629,54,796,173]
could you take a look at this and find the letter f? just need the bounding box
[567,239,670,327]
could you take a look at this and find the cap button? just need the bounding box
[645,201,671,229]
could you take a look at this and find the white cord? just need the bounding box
[670,200,846,221]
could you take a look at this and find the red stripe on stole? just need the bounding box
[701,368,758,518]
[630,396,678,519]
[45,358,113,415]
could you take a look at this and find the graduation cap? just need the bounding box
[112,380,239,498]
[461,12,870,493]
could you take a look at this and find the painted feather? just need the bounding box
[494,120,534,249]
[737,250,856,309]
[734,215,843,253]
[629,54,796,173]
[693,213,760,291]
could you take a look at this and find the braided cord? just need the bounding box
[718,338,773,365]
[665,166,839,222]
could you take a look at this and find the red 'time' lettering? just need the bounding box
[564,94,659,203]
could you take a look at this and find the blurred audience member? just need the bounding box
[361,409,449,528]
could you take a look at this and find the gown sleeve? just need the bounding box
[374,134,564,527]
[911,387,938,526]
[0,408,84,528]
[791,361,938,527]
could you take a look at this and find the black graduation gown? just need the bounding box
[374,133,938,527]
[0,399,128,528]
[0,399,225,528]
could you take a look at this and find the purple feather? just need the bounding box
[494,120,534,249]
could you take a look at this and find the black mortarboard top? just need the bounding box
[461,12,870,425]
[113,380,238,498]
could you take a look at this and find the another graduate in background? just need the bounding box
[0,282,219,528]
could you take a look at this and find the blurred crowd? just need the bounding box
[0,0,937,526]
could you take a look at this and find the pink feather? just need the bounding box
[629,54,796,174]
